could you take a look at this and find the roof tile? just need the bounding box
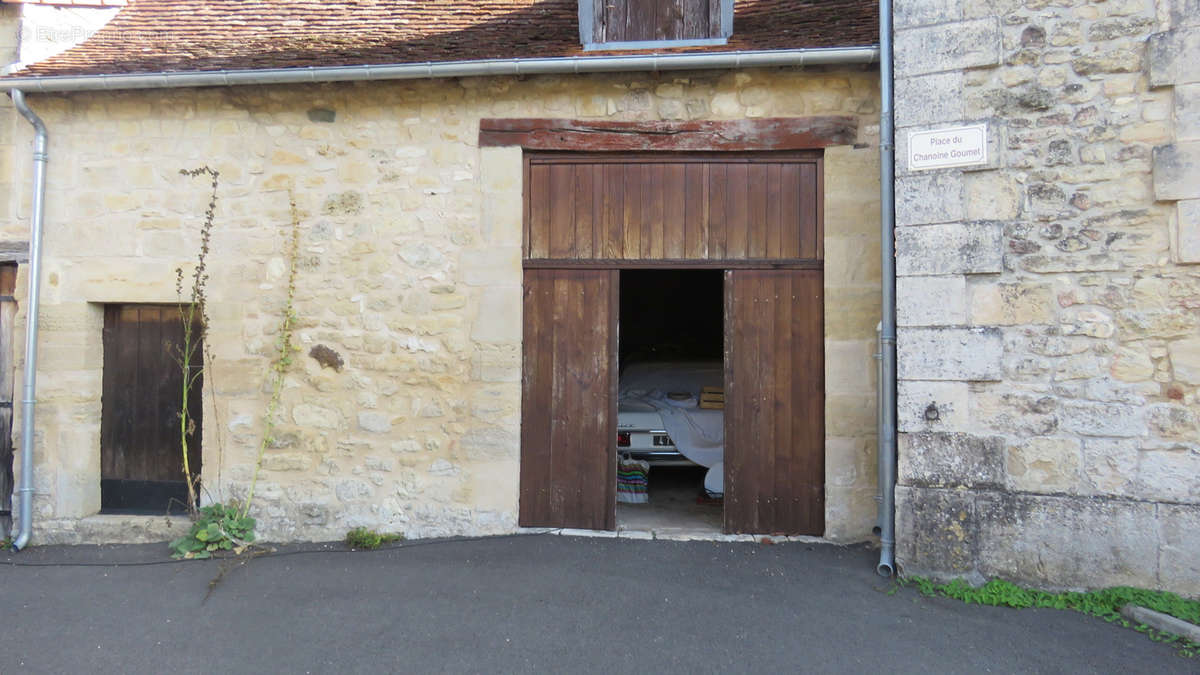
[13,0,878,78]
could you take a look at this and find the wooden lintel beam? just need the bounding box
[479,117,858,151]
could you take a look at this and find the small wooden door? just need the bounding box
[100,304,203,513]
[724,269,824,535]
[519,268,618,530]
[0,264,16,537]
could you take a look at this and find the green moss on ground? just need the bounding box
[900,577,1200,658]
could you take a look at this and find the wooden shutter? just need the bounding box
[101,304,203,512]
[519,268,617,530]
[723,269,824,535]
[591,0,726,42]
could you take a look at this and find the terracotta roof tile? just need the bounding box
[0,1,127,6]
[13,0,878,78]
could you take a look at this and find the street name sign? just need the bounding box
[907,124,988,171]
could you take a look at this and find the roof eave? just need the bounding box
[2,47,880,93]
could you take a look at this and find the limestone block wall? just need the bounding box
[4,67,882,544]
[894,0,1200,596]
[0,5,120,245]
[0,5,20,239]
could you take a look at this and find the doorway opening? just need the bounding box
[616,269,725,535]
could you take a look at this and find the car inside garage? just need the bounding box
[616,269,725,535]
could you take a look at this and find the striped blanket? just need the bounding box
[616,458,650,504]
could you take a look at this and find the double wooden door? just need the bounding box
[518,153,825,536]
[518,267,824,535]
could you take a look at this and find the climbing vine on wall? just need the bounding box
[242,189,303,519]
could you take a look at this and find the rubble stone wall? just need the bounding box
[4,68,882,544]
[894,0,1200,596]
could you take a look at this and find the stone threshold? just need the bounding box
[32,513,192,546]
[520,526,836,545]
[28,519,847,548]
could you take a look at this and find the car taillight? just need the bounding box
[617,432,631,447]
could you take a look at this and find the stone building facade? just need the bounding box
[893,0,1200,596]
[4,0,1195,599]
[6,69,883,545]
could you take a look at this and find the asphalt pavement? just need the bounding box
[0,534,1193,674]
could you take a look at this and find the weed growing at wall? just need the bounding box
[174,166,219,516]
[167,179,305,559]
[900,577,1200,658]
[344,527,405,550]
[169,503,255,559]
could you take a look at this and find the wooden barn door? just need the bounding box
[724,269,824,535]
[100,304,203,513]
[519,268,618,530]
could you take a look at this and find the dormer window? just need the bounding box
[579,0,734,51]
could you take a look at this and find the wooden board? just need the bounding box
[100,304,203,512]
[584,0,719,43]
[0,263,16,535]
[682,0,711,38]
[524,152,823,265]
[481,119,857,152]
[723,269,824,536]
[519,269,617,530]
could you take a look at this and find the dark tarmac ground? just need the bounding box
[0,534,1193,674]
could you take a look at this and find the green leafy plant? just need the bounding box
[344,527,404,550]
[166,180,305,562]
[169,503,255,559]
[901,577,1200,658]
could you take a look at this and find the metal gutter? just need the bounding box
[876,0,898,578]
[9,89,46,552]
[0,47,877,93]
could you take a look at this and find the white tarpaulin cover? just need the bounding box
[618,361,725,473]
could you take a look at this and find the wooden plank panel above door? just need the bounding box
[682,163,707,259]
[574,163,597,260]
[528,163,551,259]
[548,164,576,259]
[525,152,823,266]
[662,163,687,259]
[724,162,749,260]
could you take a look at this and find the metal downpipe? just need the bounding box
[10,89,46,551]
[876,0,898,578]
